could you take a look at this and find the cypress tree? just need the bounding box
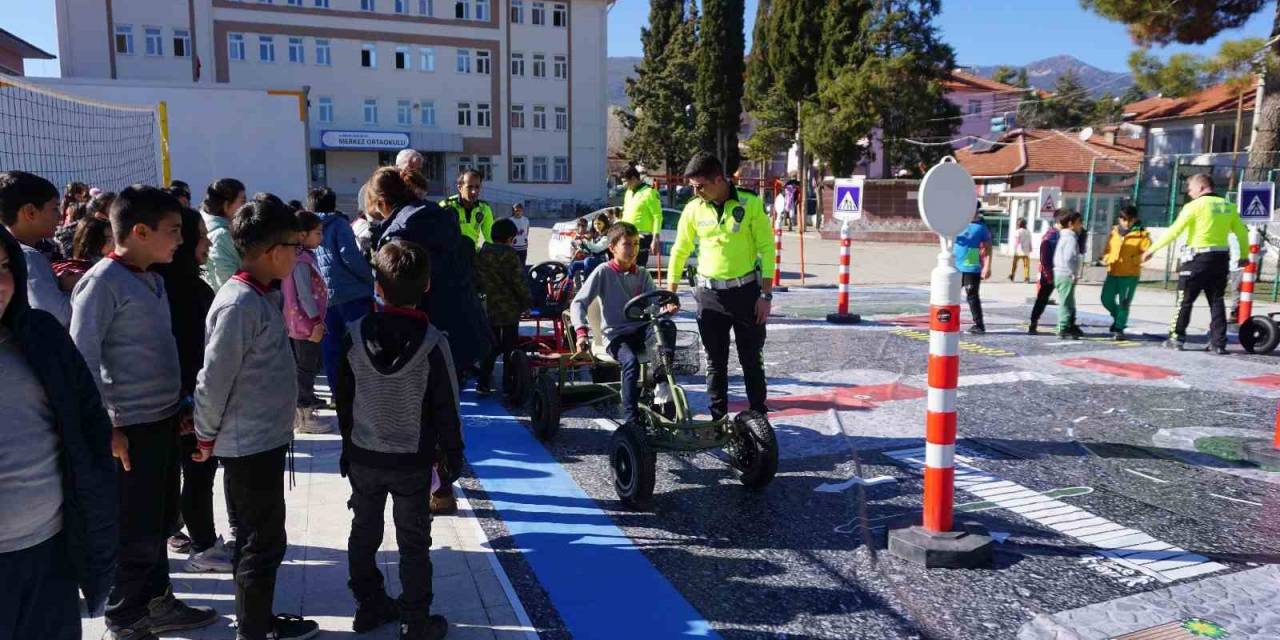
[696,0,746,173]
[621,0,699,176]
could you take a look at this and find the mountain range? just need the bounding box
[605,54,1134,108]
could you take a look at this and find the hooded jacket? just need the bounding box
[0,226,117,614]
[200,210,241,291]
[1103,222,1152,278]
[314,211,375,307]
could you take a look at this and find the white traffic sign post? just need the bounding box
[1038,186,1062,219]
[1235,181,1278,355]
[828,177,864,324]
[888,157,993,569]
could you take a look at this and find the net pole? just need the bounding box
[158,101,172,186]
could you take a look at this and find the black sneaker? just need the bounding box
[354,594,400,633]
[1057,331,1079,341]
[1027,325,1039,335]
[167,532,192,554]
[967,326,986,335]
[400,615,449,640]
[1111,330,1127,341]
[105,623,158,640]
[1213,346,1230,355]
[1162,339,1185,351]
[1067,325,1085,338]
[146,588,218,633]
[264,614,319,640]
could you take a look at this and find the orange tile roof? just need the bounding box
[955,129,1144,178]
[1006,174,1133,194]
[943,69,1027,94]
[1124,81,1256,123]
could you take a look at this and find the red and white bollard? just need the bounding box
[1239,227,1261,322]
[924,247,960,533]
[826,220,860,324]
[772,213,787,292]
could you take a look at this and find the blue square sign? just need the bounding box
[834,177,864,222]
[1238,181,1276,223]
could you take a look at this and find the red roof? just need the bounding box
[1005,174,1133,195]
[955,129,1145,178]
[943,70,1027,94]
[1124,81,1256,123]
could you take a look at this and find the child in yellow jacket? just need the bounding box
[1101,206,1151,339]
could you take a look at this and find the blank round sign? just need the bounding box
[918,158,977,238]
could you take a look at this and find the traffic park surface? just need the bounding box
[458,284,1280,640]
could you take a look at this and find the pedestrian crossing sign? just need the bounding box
[1038,186,1062,219]
[1238,181,1276,222]
[834,176,864,222]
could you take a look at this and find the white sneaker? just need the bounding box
[185,536,234,573]
[294,409,332,434]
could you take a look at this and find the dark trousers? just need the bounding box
[292,338,323,405]
[1030,271,1054,327]
[516,248,528,266]
[222,446,288,639]
[178,434,218,552]
[961,272,985,329]
[607,329,649,424]
[322,298,373,397]
[1173,251,1230,347]
[0,533,79,640]
[696,282,767,420]
[637,233,654,268]
[106,415,180,629]
[347,463,434,623]
[479,324,520,382]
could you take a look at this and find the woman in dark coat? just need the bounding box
[0,224,117,637]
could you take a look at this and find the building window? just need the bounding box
[532,53,545,78]
[475,0,489,20]
[287,0,303,5]
[457,102,472,126]
[454,0,470,19]
[512,156,527,181]
[456,49,471,73]
[288,37,305,64]
[144,27,162,56]
[458,156,474,172]
[510,0,523,23]
[531,1,544,25]
[228,33,244,60]
[115,25,134,55]
[361,43,376,68]
[316,39,331,65]
[317,96,333,123]
[967,99,982,115]
[554,106,567,130]
[475,50,490,75]
[361,0,375,10]
[552,2,566,26]
[510,52,524,77]
[394,0,408,13]
[532,105,546,129]
[363,98,378,124]
[420,99,436,126]
[259,36,276,62]
[419,47,435,71]
[476,102,491,127]
[532,156,548,182]
[173,29,190,58]
[510,104,525,129]
[397,99,412,125]
[419,0,432,16]
[553,54,567,79]
[395,46,409,69]
[315,0,330,7]
[553,156,567,182]
[477,156,493,181]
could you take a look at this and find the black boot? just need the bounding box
[354,594,400,633]
[400,615,449,640]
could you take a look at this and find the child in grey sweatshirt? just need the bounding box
[1052,210,1085,338]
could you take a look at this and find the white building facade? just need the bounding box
[55,0,609,204]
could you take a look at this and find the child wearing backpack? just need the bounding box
[283,209,329,430]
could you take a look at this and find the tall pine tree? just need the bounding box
[621,0,699,177]
[696,0,746,173]
[743,0,773,113]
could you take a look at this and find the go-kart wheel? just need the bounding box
[610,422,656,510]
[1239,316,1280,354]
[529,374,561,441]
[727,410,778,491]
[503,350,533,406]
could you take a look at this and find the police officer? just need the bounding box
[667,152,775,419]
[1143,173,1249,354]
[619,166,663,267]
[440,169,494,249]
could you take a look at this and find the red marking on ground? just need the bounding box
[1058,357,1180,380]
[882,314,935,328]
[1238,373,1280,390]
[730,382,926,417]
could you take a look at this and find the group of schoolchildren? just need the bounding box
[0,165,554,640]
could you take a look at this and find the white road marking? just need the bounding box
[1210,493,1263,507]
[956,371,1072,387]
[884,447,1227,584]
[1215,410,1257,418]
[1124,469,1169,484]
[814,475,898,494]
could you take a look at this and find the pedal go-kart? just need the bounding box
[501,261,578,408]
[523,288,779,509]
[1239,312,1280,354]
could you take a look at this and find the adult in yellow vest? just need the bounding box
[619,166,663,267]
[440,169,493,250]
[668,152,775,420]
[1142,173,1249,353]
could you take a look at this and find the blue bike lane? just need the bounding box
[458,389,720,639]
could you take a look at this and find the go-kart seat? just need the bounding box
[585,299,650,366]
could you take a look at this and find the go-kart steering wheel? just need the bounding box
[529,261,569,285]
[624,289,680,321]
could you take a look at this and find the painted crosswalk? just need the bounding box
[884,447,1228,583]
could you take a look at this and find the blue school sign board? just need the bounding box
[834,176,864,222]
[1238,181,1277,223]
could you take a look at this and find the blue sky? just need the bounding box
[6,0,1277,78]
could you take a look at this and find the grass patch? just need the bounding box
[1194,435,1280,472]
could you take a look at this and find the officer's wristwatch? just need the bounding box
[761,292,773,301]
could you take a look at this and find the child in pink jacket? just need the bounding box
[284,210,329,425]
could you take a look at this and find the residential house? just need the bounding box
[0,28,55,76]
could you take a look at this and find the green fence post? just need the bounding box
[1162,156,1181,289]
